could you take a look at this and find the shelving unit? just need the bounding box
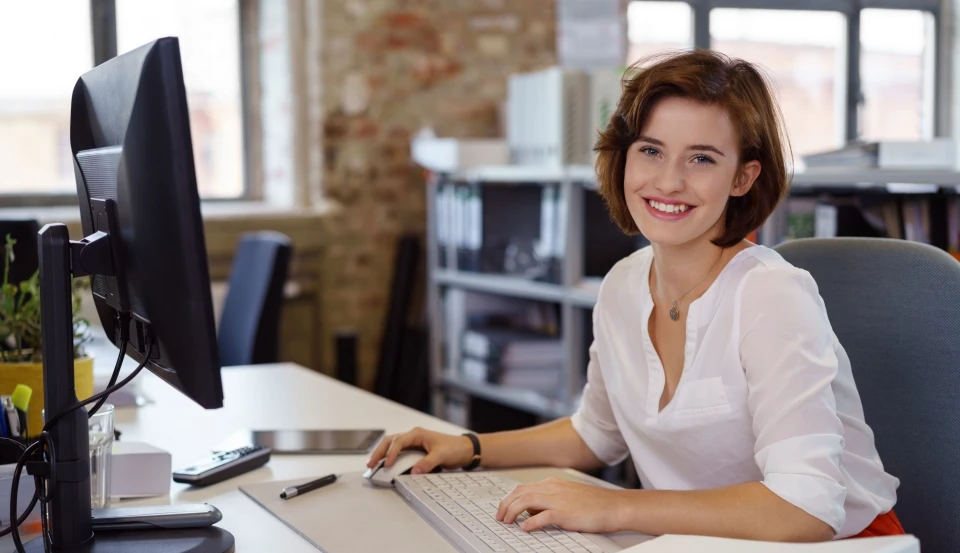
[425,165,960,423]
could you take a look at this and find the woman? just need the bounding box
[367,50,901,542]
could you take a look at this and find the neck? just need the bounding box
[650,237,725,301]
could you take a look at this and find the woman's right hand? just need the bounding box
[366,427,475,475]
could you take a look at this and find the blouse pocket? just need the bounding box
[671,376,732,418]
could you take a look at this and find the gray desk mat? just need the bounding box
[239,468,652,553]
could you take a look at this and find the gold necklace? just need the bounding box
[656,248,724,321]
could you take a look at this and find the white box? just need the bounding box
[110,441,171,499]
[411,137,509,173]
[507,67,592,167]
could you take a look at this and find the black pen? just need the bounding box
[280,474,339,499]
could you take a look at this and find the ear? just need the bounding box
[731,160,761,198]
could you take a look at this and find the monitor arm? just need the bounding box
[37,223,100,549]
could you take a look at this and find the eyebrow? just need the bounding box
[637,135,726,157]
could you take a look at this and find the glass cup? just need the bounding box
[88,404,115,509]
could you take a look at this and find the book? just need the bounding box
[462,328,563,365]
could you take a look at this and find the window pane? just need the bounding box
[711,9,846,170]
[117,0,244,199]
[627,1,693,65]
[0,1,93,195]
[860,8,935,141]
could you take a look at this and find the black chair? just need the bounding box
[0,219,41,285]
[218,231,293,366]
[776,238,960,552]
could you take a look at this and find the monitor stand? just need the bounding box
[27,224,235,553]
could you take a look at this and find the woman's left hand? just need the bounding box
[496,477,630,534]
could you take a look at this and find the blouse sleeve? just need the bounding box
[570,308,630,466]
[738,265,848,534]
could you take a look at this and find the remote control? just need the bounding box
[173,445,271,487]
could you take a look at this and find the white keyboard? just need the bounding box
[393,471,622,553]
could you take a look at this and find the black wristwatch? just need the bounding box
[462,433,481,471]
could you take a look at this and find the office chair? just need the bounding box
[218,231,293,366]
[0,219,41,285]
[775,237,960,552]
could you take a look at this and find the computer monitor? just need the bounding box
[70,37,223,409]
[28,38,232,552]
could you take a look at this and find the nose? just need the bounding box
[653,159,685,195]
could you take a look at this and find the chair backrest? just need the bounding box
[0,219,40,285]
[218,231,293,367]
[775,238,960,551]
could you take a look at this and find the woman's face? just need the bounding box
[623,96,760,248]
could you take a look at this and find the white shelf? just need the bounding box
[792,169,960,188]
[435,270,566,302]
[435,270,604,307]
[440,371,572,419]
[451,164,596,184]
[567,281,600,308]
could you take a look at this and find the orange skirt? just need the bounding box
[848,511,905,539]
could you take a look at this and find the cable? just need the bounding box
[89,313,131,417]
[10,437,44,552]
[6,336,152,553]
[88,341,128,417]
[42,339,152,434]
[0,438,38,538]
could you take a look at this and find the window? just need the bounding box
[626,0,943,170]
[627,1,693,65]
[860,8,936,141]
[0,1,94,195]
[711,9,846,169]
[0,0,246,202]
[116,0,245,199]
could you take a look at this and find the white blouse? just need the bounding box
[570,245,899,538]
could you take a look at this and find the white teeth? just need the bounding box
[648,200,690,214]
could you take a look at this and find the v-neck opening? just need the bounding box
[640,246,756,419]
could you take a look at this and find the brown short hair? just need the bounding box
[594,50,790,248]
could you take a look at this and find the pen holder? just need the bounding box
[0,357,95,437]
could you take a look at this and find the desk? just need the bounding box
[1,364,533,552]
[121,363,466,552]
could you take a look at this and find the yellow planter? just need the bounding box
[0,357,95,437]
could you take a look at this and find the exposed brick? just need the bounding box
[318,0,557,387]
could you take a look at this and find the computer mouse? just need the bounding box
[363,449,427,488]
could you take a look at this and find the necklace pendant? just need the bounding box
[669,302,680,321]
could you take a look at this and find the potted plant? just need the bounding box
[0,235,94,436]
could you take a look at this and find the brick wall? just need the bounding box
[319,0,557,389]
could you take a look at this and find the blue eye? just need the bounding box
[640,146,660,157]
[692,155,715,164]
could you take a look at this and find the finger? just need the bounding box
[385,428,425,466]
[410,452,442,474]
[520,510,558,532]
[496,484,526,521]
[503,493,551,525]
[367,435,396,468]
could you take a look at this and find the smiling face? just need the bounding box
[623,96,760,248]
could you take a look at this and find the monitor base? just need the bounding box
[23,526,235,553]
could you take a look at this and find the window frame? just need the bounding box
[0,0,254,207]
[630,0,945,143]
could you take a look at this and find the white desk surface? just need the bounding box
[2,363,468,552]
[128,363,469,552]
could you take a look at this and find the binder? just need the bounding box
[465,182,483,271]
[435,182,450,268]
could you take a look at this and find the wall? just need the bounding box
[319,0,557,389]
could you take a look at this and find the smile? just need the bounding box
[643,198,695,220]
